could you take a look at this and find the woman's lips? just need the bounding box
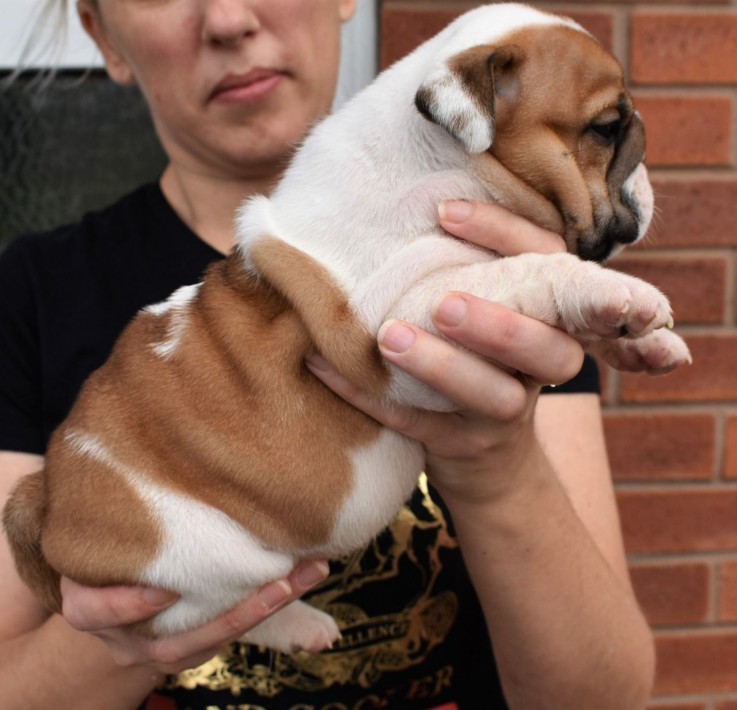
[210,70,285,104]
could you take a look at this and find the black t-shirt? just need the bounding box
[0,183,599,710]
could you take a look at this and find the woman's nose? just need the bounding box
[201,0,261,46]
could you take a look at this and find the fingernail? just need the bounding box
[305,353,329,372]
[258,580,292,611]
[142,587,178,608]
[438,200,473,223]
[295,560,330,588]
[378,321,416,353]
[434,294,467,327]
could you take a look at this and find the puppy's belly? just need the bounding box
[142,427,423,635]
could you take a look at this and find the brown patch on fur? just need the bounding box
[39,429,162,589]
[249,238,390,394]
[7,249,387,608]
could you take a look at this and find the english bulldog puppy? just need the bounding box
[4,3,691,654]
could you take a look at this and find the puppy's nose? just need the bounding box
[578,239,614,262]
[603,217,640,247]
[580,214,640,261]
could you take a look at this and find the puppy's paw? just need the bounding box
[556,266,673,339]
[588,327,692,375]
[241,600,341,655]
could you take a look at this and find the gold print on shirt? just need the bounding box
[168,475,459,698]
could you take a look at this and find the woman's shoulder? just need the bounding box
[1,182,165,263]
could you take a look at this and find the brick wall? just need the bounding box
[379,1,737,707]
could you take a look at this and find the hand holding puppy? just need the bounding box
[60,560,329,674]
[57,200,569,670]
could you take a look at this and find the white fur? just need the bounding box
[324,428,425,555]
[64,431,295,632]
[236,3,689,415]
[222,3,690,651]
[145,283,201,359]
[68,4,689,654]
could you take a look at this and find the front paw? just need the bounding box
[556,265,674,340]
[588,327,692,376]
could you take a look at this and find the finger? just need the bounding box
[307,352,436,435]
[60,578,178,632]
[307,352,518,457]
[431,294,585,386]
[118,560,330,667]
[438,200,565,256]
[377,320,529,421]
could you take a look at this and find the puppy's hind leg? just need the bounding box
[3,471,62,613]
[242,599,341,654]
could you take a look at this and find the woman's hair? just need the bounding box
[3,0,95,88]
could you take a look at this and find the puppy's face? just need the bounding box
[416,23,652,262]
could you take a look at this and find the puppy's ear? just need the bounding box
[415,45,521,154]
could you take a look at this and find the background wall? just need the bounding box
[381,1,737,707]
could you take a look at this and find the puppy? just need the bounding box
[4,3,691,655]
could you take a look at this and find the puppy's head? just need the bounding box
[416,19,652,262]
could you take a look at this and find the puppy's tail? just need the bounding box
[3,471,62,612]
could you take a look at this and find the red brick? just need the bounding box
[636,96,732,167]
[719,559,737,622]
[647,703,705,710]
[561,12,613,50]
[620,336,737,404]
[380,9,457,68]
[717,702,737,710]
[630,562,710,626]
[604,413,714,482]
[632,14,737,84]
[379,7,613,69]
[646,179,737,249]
[726,416,737,481]
[617,489,737,554]
[654,631,737,694]
[610,254,726,325]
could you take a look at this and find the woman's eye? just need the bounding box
[588,120,621,146]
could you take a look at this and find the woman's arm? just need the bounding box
[0,451,164,710]
[303,201,660,708]
[0,451,328,709]
[307,305,655,709]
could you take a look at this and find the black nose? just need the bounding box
[578,239,614,262]
[579,213,639,262]
[604,215,640,246]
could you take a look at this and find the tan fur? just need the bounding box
[7,252,385,606]
[2,11,670,646]
[249,238,390,394]
[3,471,62,612]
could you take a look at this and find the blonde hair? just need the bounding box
[3,0,92,87]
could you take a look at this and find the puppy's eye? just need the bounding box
[588,119,621,147]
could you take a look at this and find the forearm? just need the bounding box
[0,614,163,710]
[440,443,654,710]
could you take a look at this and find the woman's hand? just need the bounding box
[438,199,566,256]
[59,560,329,674]
[307,200,583,502]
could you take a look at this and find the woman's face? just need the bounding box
[79,0,356,179]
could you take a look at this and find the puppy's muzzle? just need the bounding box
[581,115,651,263]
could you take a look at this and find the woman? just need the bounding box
[0,1,658,708]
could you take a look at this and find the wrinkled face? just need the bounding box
[488,25,653,261]
[79,0,356,179]
[417,22,653,262]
